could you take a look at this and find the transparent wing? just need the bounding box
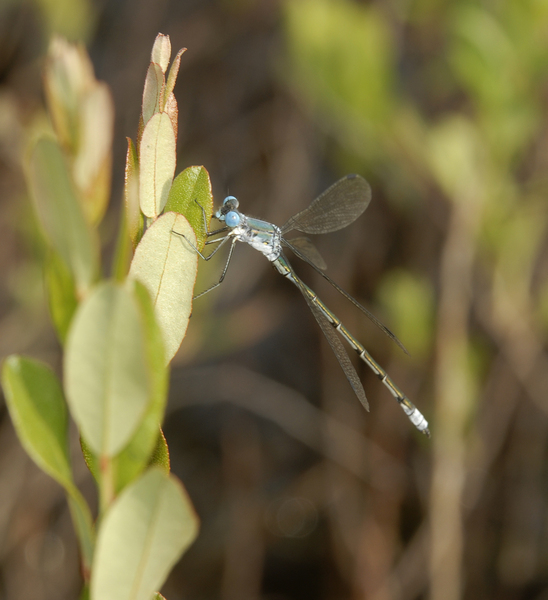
[283,237,327,270]
[285,236,409,354]
[294,275,370,412]
[281,174,371,235]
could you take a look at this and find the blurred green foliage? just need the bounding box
[0,1,546,598]
[32,0,96,41]
[283,1,548,595]
[284,0,548,362]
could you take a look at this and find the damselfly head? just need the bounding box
[215,196,240,221]
[216,196,241,227]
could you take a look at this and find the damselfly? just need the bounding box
[175,174,429,436]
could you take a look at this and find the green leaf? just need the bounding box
[1,355,95,568]
[64,281,152,456]
[2,355,72,487]
[90,468,199,600]
[139,112,176,218]
[27,137,98,295]
[164,166,214,250]
[44,249,78,344]
[128,212,198,363]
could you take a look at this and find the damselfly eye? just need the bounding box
[225,211,240,228]
[217,196,239,220]
[223,195,239,208]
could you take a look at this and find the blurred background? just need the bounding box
[1,0,548,599]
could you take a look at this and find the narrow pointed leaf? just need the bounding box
[128,212,198,362]
[139,112,176,218]
[64,281,152,456]
[27,137,97,294]
[67,494,95,573]
[90,468,199,600]
[164,166,213,250]
[163,48,186,109]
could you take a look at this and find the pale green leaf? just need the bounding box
[27,137,97,294]
[139,112,176,218]
[151,33,171,73]
[164,165,213,250]
[128,212,198,362]
[73,82,114,225]
[142,63,164,125]
[110,279,168,490]
[43,37,95,152]
[90,468,199,600]
[64,281,151,456]
[79,280,168,492]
